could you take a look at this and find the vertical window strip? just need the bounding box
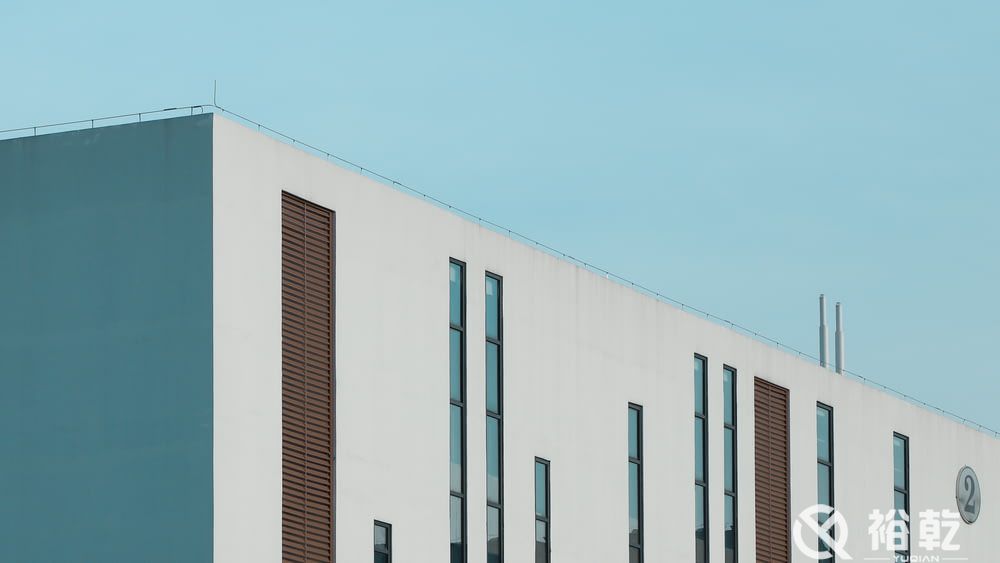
[694,355,708,563]
[628,403,643,563]
[486,273,503,563]
[535,458,551,563]
[723,366,737,563]
[893,433,909,562]
[449,260,466,563]
[374,521,392,563]
[817,404,834,561]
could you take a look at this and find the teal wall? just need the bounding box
[0,116,213,561]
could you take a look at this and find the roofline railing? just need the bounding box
[4,103,998,439]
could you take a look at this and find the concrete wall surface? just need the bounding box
[0,116,214,562]
[213,113,1000,563]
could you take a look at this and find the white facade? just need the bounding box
[211,114,999,563]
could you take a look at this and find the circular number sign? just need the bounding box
[956,466,981,524]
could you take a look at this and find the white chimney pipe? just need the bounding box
[819,295,828,368]
[835,302,845,374]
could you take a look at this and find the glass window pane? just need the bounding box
[695,417,705,482]
[629,461,640,546]
[725,494,736,563]
[630,546,641,563]
[450,495,463,562]
[695,484,706,528]
[487,417,501,503]
[487,506,501,563]
[894,490,907,512]
[694,357,705,415]
[450,405,463,493]
[535,521,548,563]
[818,463,832,507]
[374,523,388,550]
[486,342,500,413]
[535,462,547,518]
[450,262,463,327]
[486,276,500,340]
[817,407,831,462]
[724,427,734,492]
[450,329,462,401]
[375,521,391,563]
[723,368,735,425]
[695,484,706,563]
[818,510,834,561]
[628,407,640,459]
[893,436,907,490]
[893,493,909,552]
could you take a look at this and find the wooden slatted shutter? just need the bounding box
[754,377,790,563]
[282,192,335,563]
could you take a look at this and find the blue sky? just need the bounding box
[5,1,998,431]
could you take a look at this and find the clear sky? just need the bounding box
[5,1,998,431]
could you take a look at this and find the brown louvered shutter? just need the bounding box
[282,192,335,563]
[754,377,790,563]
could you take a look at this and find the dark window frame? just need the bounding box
[374,520,392,563]
[485,271,504,563]
[723,364,738,563]
[535,457,551,563]
[817,402,835,562]
[449,258,467,563]
[694,354,709,563]
[893,432,910,562]
[628,402,644,563]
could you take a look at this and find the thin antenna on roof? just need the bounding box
[819,294,828,368]
[213,80,218,106]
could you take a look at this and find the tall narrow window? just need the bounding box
[628,403,643,563]
[817,404,834,561]
[723,366,737,563]
[694,355,708,563]
[486,273,503,563]
[281,192,335,563]
[374,521,392,563]
[535,458,551,563]
[893,433,909,562]
[449,260,467,563]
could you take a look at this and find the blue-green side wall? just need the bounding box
[0,115,213,561]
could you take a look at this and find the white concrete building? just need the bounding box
[1,112,996,563]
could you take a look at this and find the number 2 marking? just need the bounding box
[964,474,977,513]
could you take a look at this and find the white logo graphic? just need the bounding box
[868,508,965,559]
[917,509,961,552]
[868,509,909,552]
[794,504,852,560]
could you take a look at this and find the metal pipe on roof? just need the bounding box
[819,295,829,368]
[835,302,845,374]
